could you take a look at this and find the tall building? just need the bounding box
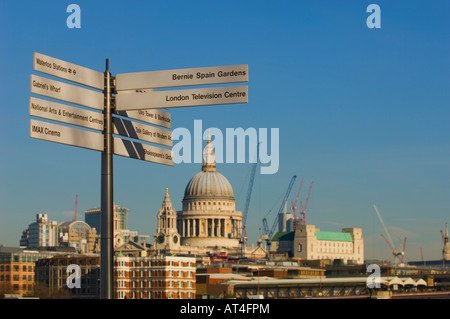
[84,208,101,233]
[85,205,149,248]
[84,204,129,233]
[20,214,58,248]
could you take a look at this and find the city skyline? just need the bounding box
[1,1,449,262]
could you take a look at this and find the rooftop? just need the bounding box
[316,231,353,242]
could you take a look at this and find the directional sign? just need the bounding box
[115,85,247,111]
[31,74,104,111]
[30,119,104,151]
[33,52,104,90]
[113,117,172,147]
[116,64,248,90]
[115,109,171,129]
[114,137,173,166]
[30,97,104,131]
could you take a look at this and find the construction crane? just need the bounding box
[440,223,449,260]
[228,143,259,253]
[399,237,407,264]
[239,151,259,258]
[373,204,406,265]
[72,194,78,222]
[261,175,297,249]
[291,177,304,228]
[298,181,314,226]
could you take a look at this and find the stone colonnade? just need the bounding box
[179,217,241,238]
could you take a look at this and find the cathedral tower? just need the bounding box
[153,188,181,252]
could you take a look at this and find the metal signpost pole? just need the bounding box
[101,59,114,299]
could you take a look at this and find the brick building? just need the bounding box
[115,254,196,299]
[0,245,69,297]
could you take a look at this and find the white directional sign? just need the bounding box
[30,97,104,131]
[115,109,171,129]
[114,137,173,166]
[115,85,247,111]
[31,74,104,111]
[33,52,104,90]
[113,117,172,147]
[30,119,104,151]
[116,64,248,90]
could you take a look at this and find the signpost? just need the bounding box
[29,52,248,299]
[116,85,248,111]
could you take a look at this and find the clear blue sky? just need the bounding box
[0,0,449,262]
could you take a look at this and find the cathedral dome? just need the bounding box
[183,134,234,200]
[184,170,234,200]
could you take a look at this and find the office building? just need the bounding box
[20,214,58,248]
[58,220,99,254]
[271,223,364,264]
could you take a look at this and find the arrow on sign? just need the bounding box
[115,109,171,129]
[114,137,173,167]
[113,117,172,147]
